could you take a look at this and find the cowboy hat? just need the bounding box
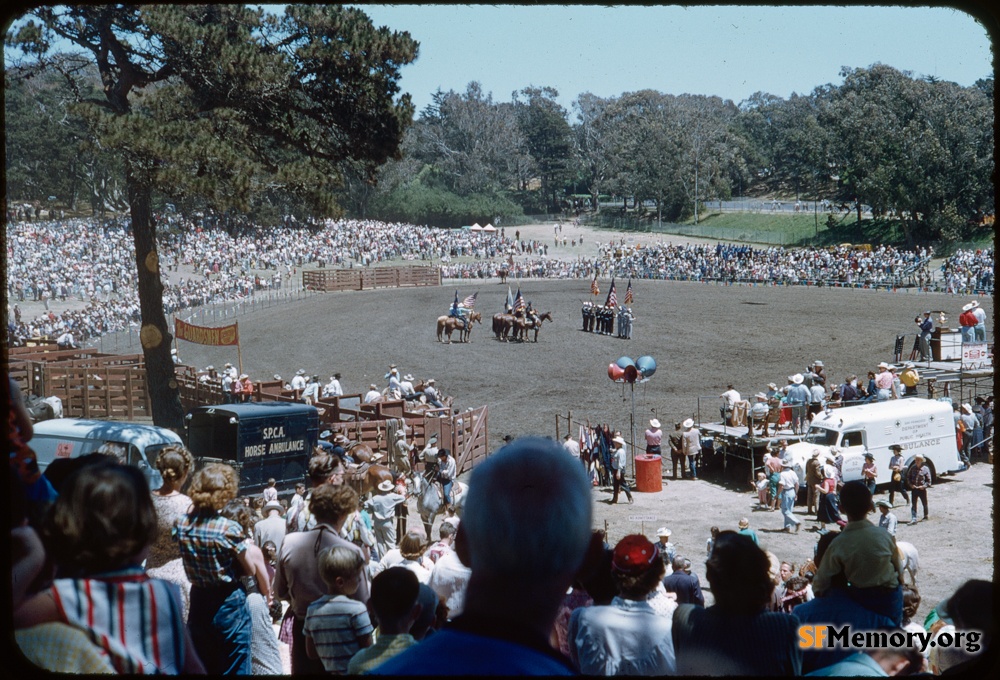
[864,452,875,460]
[296,369,305,375]
[904,361,914,369]
[263,500,284,514]
[612,435,626,446]
[369,384,377,389]
[875,500,892,509]
[403,374,414,381]
[962,302,974,311]
[813,360,824,367]
[240,374,249,379]
[377,480,394,492]
[791,374,804,384]
[767,382,778,389]
[781,460,794,468]
[755,392,767,400]
[913,453,925,460]
[205,365,214,370]
[962,403,973,414]
[878,361,890,369]
[923,310,932,315]
[224,362,233,367]
[738,517,750,529]
[426,378,435,384]
[649,418,661,428]
[395,430,406,438]
[656,527,672,538]
[970,301,980,309]
[682,418,694,429]
[889,444,903,451]
[319,430,332,439]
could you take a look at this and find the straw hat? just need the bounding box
[649,418,661,429]
[263,501,284,514]
[682,418,694,429]
[791,374,804,384]
[738,517,750,529]
[377,480,394,492]
[656,527,672,538]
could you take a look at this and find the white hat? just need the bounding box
[377,480,394,492]
[962,403,973,414]
[395,430,406,438]
[225,362,232,367]
[781,460,794,468]
[206,365,214,370]
[682,418,695,429]
[755,392,767,400]
[970,301,980,309]
[962,302,974,311]
[170,348,177,354]
[369,384,378,389]
[426,378,435,384]
[814,360,824,367]
[878,361,890,369]
[612,435,626,445]
[767,382,778,390]
[240,373,249,379]
[904,361,914,369]
[296,368,306,375]
[390,367,398,374]
[404,374,414,381]
[791,374,804,384]
[656,527,672,537]
[263,500,284,514]
[649,418,661,428]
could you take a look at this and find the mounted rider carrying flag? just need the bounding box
[449,290,469,332]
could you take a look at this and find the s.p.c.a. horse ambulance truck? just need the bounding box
[784,398,962,486]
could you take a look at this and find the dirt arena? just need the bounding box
[174,266,994,616]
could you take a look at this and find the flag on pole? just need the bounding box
[453,290,459,307]
[462,292,478,308]
[513,287,526,313]
[506,285,514,311]
[590,276,600,296]
[623,279,634,305]
[605,278,617,308]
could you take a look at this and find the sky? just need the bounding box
[351,4,994,115]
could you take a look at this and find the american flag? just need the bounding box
[506,285,514,311]
[623,279,633,305]
[462,292,477,308]
[605,278,617,308]
[453,290,459,307]
[513,287,526,313]
[590,276,600,296]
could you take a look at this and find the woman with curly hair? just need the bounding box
[146,444,194,622]
[568,534,676,675]
[174,462,266,675]
[672,531,803,675]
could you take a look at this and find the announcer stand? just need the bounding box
[695,395,804,490]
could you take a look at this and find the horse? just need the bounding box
[498,268,509,284]
[436,311,482,343]
[493,313,516,341]
[345,461,395,499]
[408,468,467,537]
[513,311,553,342]
[896,541,919,586]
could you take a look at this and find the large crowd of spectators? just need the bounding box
[5,214,992,347]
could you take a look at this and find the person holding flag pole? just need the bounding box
[622,279,635,339]
[449,290,469,333]
[602,278,618,335]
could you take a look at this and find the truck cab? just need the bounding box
[784,399,961,486]
[185,402,319,495]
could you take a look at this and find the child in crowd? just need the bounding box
[754,471,769,509]
[13,460,205,674]
[347,567,423,674]
[304,546,374,673]
[263,477,278,503]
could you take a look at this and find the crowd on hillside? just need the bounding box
[10,382,995,676]
[5,215,992,346]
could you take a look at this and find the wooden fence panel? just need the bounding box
[303,266,439,292]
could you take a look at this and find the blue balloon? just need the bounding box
[616,356,635,370]
[636,355,657,378]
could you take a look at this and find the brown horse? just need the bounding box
[513,311,553,342]
[345,462,395,499]
[498,268,509,284]
[436,311,482,343]
[493,313,516,341]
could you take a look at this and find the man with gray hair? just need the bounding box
[371,436,592,675]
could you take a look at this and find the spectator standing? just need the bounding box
[609,435,633,504]
[662,556,705,606]
[253,500,287,551]
[681,418,701,480]
[303,546,374,674]
[906,454,932,523]
[860,452,878,497]
[668,422,686,479]
[370,437,592,675]
[672,532,802,675]
[366,480,407,560]
[568,534,677,675]
[347,568,422,674]
[644,418,662,456]
[777,461,802,533]
[916,311,934,360]
[887,445,909,507]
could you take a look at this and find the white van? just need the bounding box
[30,418,183,490]
[784,399,961,485]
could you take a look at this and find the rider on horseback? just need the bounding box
[526,300,540,327]
[449,296,470,333]
[435,448,457,515]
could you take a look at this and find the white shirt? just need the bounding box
[778,468,799,492]
[810,384,826,404]
[972,307,987,326]
[290,375,307,391]
[428,550,471,619]
[568,597,676,676]
[322,379,343,398]
[721,388,741,409]
[399,380,416,396]
[563,439,581,458]
[303,381,319,401]
[364,388,381,403]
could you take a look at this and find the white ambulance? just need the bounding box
[784,399,962,485]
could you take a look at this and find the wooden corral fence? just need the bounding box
[303,265,440,292]
[6,345,152,420]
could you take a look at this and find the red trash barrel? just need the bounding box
[634,454,663,492]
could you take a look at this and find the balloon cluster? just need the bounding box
[608,355,657,383]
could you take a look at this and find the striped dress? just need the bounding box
[50,566,185,674]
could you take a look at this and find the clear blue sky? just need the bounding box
[351,4,993,115]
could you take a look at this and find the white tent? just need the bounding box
[483,223,497,232]
[470,223,483,231]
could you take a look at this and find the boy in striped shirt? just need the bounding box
[304,545,374,673]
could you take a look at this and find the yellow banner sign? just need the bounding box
[175,319,239,346]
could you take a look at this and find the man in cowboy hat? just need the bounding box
[875,499,897,537]
[364,383,381,404]
[959,302,977,343]
[970,300,987,341]
[290,368,307,393]
[398,373,420,401]
[422,379,445,409]
[681,419,701,480]
[959,403,978,468]
[254,499,287,550]
[609,435,633,504]
[786,373,811,434]
[435,448,458,515]
[668,422,686,479]
[393,429,413,474]
[644,418,663,456]
[749,393,771,436]
[366,479,408,561]
[719,384,741,424]
[887,444,909,506]
[323,372,343,398]
[899,362,920,397]
[777,460,802,533]
[906,454,931,523]
[875,362,894,402]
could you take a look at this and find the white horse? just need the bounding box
[896,541,919,586]
[409,469,467,537]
